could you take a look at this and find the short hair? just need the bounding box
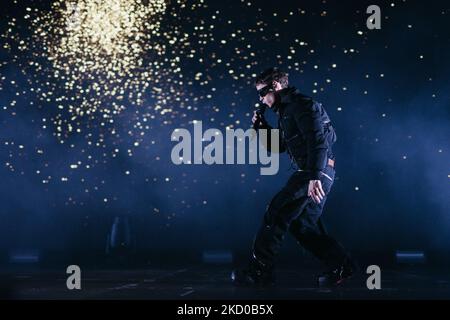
[255,67,289,88]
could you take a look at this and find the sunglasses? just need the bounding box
[257,85,273,98]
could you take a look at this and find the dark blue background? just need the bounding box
[0,0,449,266]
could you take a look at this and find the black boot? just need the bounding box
[231,257,275,287]
[317,258,355,287]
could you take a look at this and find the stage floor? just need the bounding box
[2,265,450,299]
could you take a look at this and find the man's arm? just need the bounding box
[293,100,328,179]
[294,100,328,203]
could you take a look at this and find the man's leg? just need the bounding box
[252,193,309,268]
[289,209,349,270]
[232,171,311,285]
[289,166,354,285]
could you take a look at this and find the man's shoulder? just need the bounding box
[286,90,315,112]
[293,90,312,101]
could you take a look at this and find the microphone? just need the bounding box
[252,103,267,129]
[255,104,266,116]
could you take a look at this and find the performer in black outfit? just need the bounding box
[232,68,354,287]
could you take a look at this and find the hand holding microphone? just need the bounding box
[252,105,267,129]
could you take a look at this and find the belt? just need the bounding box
[327,158,335,168]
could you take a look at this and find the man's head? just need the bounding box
[255,67,289,108]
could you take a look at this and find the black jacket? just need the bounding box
[260,87,336,180]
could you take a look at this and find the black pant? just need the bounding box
[252,164,349,270]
